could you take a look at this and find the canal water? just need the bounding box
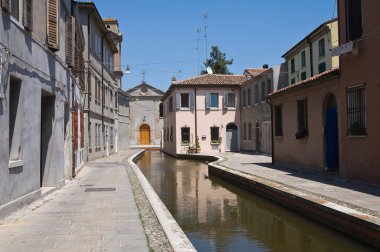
[136,151,375,252]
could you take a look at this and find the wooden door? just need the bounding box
[140,124,151,145]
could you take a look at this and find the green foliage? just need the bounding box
[201,46,233,75]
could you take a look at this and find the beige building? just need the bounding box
[240,64,288,154]
[127,82,164,147]
[76,2,119,161]
[336,0,380,184]
[282,19,339,85]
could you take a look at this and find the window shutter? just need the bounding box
[1,0,10,12]
[47,0,59,50]
[189,93,194,109]
[23,0,33,30]
[66,15,75,68]
[223,92,228,108]
[206,92,210,108]
[175,93,181,109]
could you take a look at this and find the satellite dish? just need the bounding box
[206,67,213,74]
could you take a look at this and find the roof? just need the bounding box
[173,74,247,85]
[126,82,165,96]
[268,68,339,98]
[243,68,268,77]
[282,18,338,59]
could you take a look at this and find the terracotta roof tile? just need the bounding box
[173,74,247,85]
[268,68,339,97]
[244,68,268,77]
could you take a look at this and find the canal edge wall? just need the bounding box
[128,150,197,252]
[207,158,380,249]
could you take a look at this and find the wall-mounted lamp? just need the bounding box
[125,65,131,74]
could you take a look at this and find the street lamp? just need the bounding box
[125,65,131,74]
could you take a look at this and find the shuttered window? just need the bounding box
[47,0,59,50]
[346,0,362,41]
[1,0,11,12]
[66,15,75,67]
[23,0,32,30]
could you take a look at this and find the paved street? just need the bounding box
[215,152,380,215]
[0,150,149,252]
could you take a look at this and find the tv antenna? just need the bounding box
[196,26,201,75]
[202,12,208,61]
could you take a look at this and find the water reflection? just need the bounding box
[137,151,375,252]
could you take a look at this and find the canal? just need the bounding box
[136,151,375,252]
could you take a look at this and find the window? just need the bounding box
[10,0,19,20]
[274,105,283,137]
[110,127,113,145]
[159,103,164,117]
[9,77,23,162]
[206,93,218,108]
[247,88,251,106]
[301,50,306,67]
[243,123,247,140]
[347,84,366,135]
[267,79,272,95]
[169,96,173,112]
[296,99,308,139]
[176,93,194,109]
[291,58,295,73]
[255,85,259,103]
[346,0,362,41]
[89,122,91,148]
[94,33,102,58]
[318,38,326,57]
[261,82,266,101]
[242,90,246,107]
[180,93,189,107]
[248,123,252,140]
[291,78,296,84]
[224,93,236,108]
[170,126,173,142]
[181,127,190,144]
[210,127,219,143]
[318,62,326,74]
[166,127,169,142]
[301,72,307,81]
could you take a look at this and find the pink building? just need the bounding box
[162,74,247,156]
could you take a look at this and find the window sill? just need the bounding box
[179,107,191,111]
[210,142,220,145]
[275,136,283,139]
[348,135,367,138]
[9,160,23,169]
[224,107,236,110]
[181,143,190,146]
[208,108,219,111]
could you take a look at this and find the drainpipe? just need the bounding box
[87,9,95,161]
[194,87,198,150]
[71,82,75,177]
[307,38,314,76]
[267,98,275,165]
[101,34,105,154]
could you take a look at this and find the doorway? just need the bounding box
[140,124,151,145]
[226,123,238,151]
[41,91,55,187]
[325,94,339,170]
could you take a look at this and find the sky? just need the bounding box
[92,0,337,92]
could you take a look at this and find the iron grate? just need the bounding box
[84,187,116,192]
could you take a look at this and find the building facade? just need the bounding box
[336,0,380,184]
[240,64,288,154]
[268,69,340,171]
[127,82,164,146]
[282,19,339,85]
[0,0,83,213]
[76,2,119,161]
[162,74,246,156]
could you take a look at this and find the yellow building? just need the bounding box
[282,19,339,84]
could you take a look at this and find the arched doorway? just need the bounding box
[324,94,339,170]
[140,124,151,145]
[226,123,238,152]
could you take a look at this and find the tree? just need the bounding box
[201,46,233,75]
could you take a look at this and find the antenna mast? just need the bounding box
[196,26,201,75]
[202,12,208,62]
